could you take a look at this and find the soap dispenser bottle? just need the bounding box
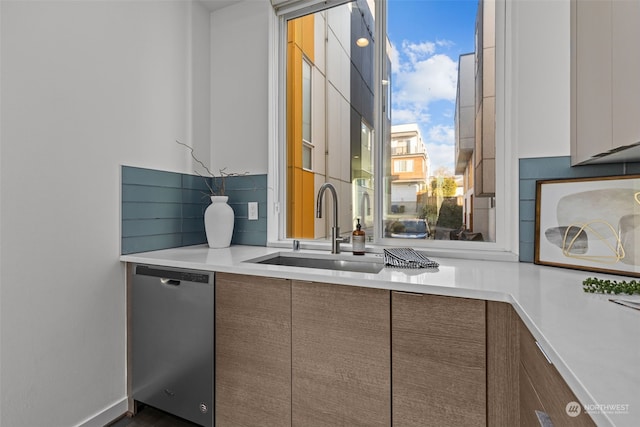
[352,218,365,255]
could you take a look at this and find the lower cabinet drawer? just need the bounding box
[519,322,596,426]
[520,363,548,427]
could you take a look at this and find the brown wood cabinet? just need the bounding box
[519,318,596,427]
[391,291,487,427]
[215,273,291,427]
[212,272,594,427]
[484,302,597,426]
[291,280,391,427]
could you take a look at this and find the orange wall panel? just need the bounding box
[300,14,315,61]
[287,14,316,239]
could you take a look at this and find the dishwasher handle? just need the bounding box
[160,278,181,286]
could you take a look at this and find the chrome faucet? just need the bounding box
[316,182,348,254]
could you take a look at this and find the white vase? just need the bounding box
[204,196,234,248]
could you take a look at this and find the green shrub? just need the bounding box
[435,198,463,229]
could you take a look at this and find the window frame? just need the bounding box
[267,0,519,261]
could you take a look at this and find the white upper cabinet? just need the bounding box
[571,0,640,165]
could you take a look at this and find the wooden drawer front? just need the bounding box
[519,325,595,426]
[520,363,547,427]
[292,281,391,427]
[392,292,487,427]
[215,273,292,427]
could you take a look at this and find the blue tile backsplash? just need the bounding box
[518,156,640,262]
[225,174,268,247]
[124,157,638,259]
[121,166,267,254]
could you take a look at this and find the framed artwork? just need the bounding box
[535,174,640,277]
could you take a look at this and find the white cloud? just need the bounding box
[425,142,455,175]
[392,106,431,126]
[420,124,456,175]
[390,39,459,172]
[402,40,436,65]
[441,108,454,119]
[392,108,421,125]
[394,54,458,105]
[436,39,455,49]
[427,124,455,145]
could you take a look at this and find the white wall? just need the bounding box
[210,0,271,175]
[0,1,211,425]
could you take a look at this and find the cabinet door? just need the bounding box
[572,0,640,164]
[215,273,291,427]
[392,292,486,427]
[519,320,596,426]
[573,0,612,164]
[486,301,520,427]
[292,281,390,427]
[612,0,640,148]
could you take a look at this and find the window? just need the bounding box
[302,59,312,170]
[360,121,373,175]
[273,0,515,259]
[394,159,413,173]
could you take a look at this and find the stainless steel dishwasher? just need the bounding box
[131,264,214,427]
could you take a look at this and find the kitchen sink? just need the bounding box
[246,252,385,274]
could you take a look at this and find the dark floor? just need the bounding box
[107,405,200,427]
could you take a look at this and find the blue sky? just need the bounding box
[388,0,478,175]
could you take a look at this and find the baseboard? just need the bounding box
[74,397,128,427]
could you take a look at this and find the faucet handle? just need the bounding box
[337,235,350,244]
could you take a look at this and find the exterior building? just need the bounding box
[475,0,496,198]
[456,52,477,232]
[390,124,430,215]
[454,0,496,242]
[286,0,380,239]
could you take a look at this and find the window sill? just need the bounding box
[267,239,519,263]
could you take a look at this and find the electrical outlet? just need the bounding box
[248,202,258,220]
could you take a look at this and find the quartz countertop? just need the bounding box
[121,245,640,426]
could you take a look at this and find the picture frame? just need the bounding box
[535,174,640,277]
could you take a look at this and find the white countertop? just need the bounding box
[121,245,640,427]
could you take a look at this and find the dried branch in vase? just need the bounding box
[176,140,248,197]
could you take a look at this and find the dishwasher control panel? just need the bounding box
[135,264,210,284]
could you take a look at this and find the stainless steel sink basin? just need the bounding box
[247,253,384,274]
